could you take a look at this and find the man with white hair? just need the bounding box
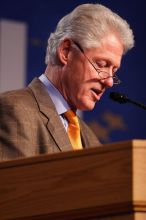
[0,3,134,161]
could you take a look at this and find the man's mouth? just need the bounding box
[91,88,103,100]
[92,88,102,95]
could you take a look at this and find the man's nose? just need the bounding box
[101,77,114,88]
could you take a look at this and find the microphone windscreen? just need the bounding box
[109,92,128,103]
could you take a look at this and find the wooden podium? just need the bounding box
[0,140,146,220]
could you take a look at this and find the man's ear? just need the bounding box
[57,39,72,65]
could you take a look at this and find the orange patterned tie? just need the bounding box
[64,110,82,150]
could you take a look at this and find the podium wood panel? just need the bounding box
[0,140,146,220]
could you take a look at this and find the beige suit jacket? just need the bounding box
[0,78,100,161]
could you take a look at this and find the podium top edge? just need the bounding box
[0,139,146,169]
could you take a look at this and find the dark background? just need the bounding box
[0,0,146,143]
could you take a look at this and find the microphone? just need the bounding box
[109,92,146,110]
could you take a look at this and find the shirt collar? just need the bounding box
[39,74,70,115]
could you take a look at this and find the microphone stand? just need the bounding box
[109,92,146,111]
[126,98,146,110]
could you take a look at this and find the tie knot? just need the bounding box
[64,110,79,125]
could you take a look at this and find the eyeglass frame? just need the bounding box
[72,41,121,85]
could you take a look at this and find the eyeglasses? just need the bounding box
[73,41,121,85]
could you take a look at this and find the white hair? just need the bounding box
[45,3,134,65]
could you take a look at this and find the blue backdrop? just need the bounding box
[0,0,146,143]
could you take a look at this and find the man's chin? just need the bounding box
[78,100,96,111]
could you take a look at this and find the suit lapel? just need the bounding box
[46,110,73,151]
[79,118,101,148]
[28,78,72,152]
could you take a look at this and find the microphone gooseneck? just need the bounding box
[109,92,146,110]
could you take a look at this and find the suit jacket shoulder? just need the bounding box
[0,78,72,161]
